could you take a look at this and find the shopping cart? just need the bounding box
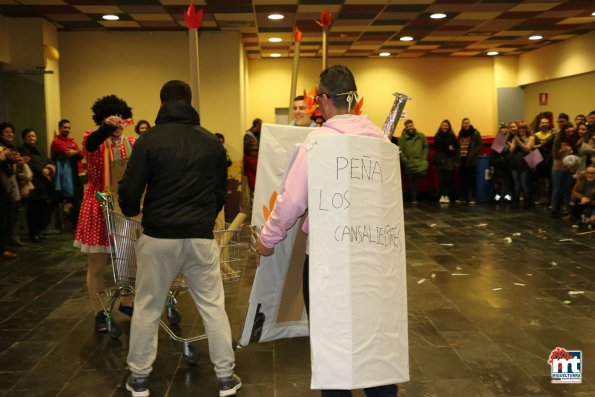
[95,192,242,363]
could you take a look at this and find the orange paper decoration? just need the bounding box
[263,191,278,221]
[294,27,303,43]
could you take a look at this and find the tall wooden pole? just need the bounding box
[322,29,327,71]
[289,28,302,123]
[189,30,200,113]
[185,2,204,113]
[316,10,332,71]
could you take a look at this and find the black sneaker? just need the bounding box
[95,311,107,332]
[218,374,242,397]
[119,304,134,317]
[125,375,150,397]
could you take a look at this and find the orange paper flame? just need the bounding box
[304,87,318,115]
[294,27,302,43]
[354,97,364,115]
[315,9,332,29]
[185,1,204,30]
[263,191,278,222]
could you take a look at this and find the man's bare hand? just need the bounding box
[255,236,274,256]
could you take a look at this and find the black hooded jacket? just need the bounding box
[118,100,227,239]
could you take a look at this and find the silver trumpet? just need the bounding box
[382,92,411,138]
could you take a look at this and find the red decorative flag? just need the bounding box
[185,1,204,30]
[315,9,332,29]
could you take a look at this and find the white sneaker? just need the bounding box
[439,196,446,203]
[444,196,450,203]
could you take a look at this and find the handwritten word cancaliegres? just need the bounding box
[334,224,402,250]
[336,155,383,183]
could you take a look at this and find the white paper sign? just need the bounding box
[308,134,409,389]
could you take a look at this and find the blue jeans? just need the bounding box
[511,167,530,202]
[551,170,574,215]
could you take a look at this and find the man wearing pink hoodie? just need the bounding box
[256,65,398,397]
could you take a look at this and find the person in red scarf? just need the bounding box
[51,119,84,232]
[73,95,136,332]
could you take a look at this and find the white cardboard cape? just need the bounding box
[240,124,313,346]
[308,134,409,389]
[251,124,313,227]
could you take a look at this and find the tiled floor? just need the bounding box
[0,203,593,397]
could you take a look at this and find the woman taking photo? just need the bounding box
[18,129,55,242]
[0,143,16,258]
[73,95,136,332]
[0,122,26,247]
[508,122,535,207]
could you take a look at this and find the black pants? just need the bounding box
[459,157,477,201]
[0,200,10,252]
[302,256,398,397]
[26,199,52,237]
[8,200,22,241]
[438,169,453,197]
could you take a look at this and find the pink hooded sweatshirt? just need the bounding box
[260,115,389,250]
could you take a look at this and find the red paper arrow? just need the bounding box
[315,9,332,29]
[185,1,204,30]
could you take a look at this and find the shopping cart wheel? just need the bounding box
[106,319,122,339]
[182,343,199,365]
[166,307,182,325]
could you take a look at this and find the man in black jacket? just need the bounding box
[119,80,241,397]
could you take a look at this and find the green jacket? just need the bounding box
[397,131,429,174]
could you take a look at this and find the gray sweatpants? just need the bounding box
[127,234,235,379]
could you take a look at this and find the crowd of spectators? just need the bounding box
[1,108,593,261]
[0,119,86,258]
[489,111,594,226]
[393,111,594,228]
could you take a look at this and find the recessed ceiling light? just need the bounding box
[270,53,281,58]
[529,35,543,40]
[379,52,391,57]
[102,14,119,21]
[400,36,414,41]
[268,14,284,20]
[487,51,499,56]
[430,13,447,19]
[268,37,282,43]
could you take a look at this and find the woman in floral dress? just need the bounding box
[73,95,136,332]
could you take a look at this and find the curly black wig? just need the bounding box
[91,95,132,126]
